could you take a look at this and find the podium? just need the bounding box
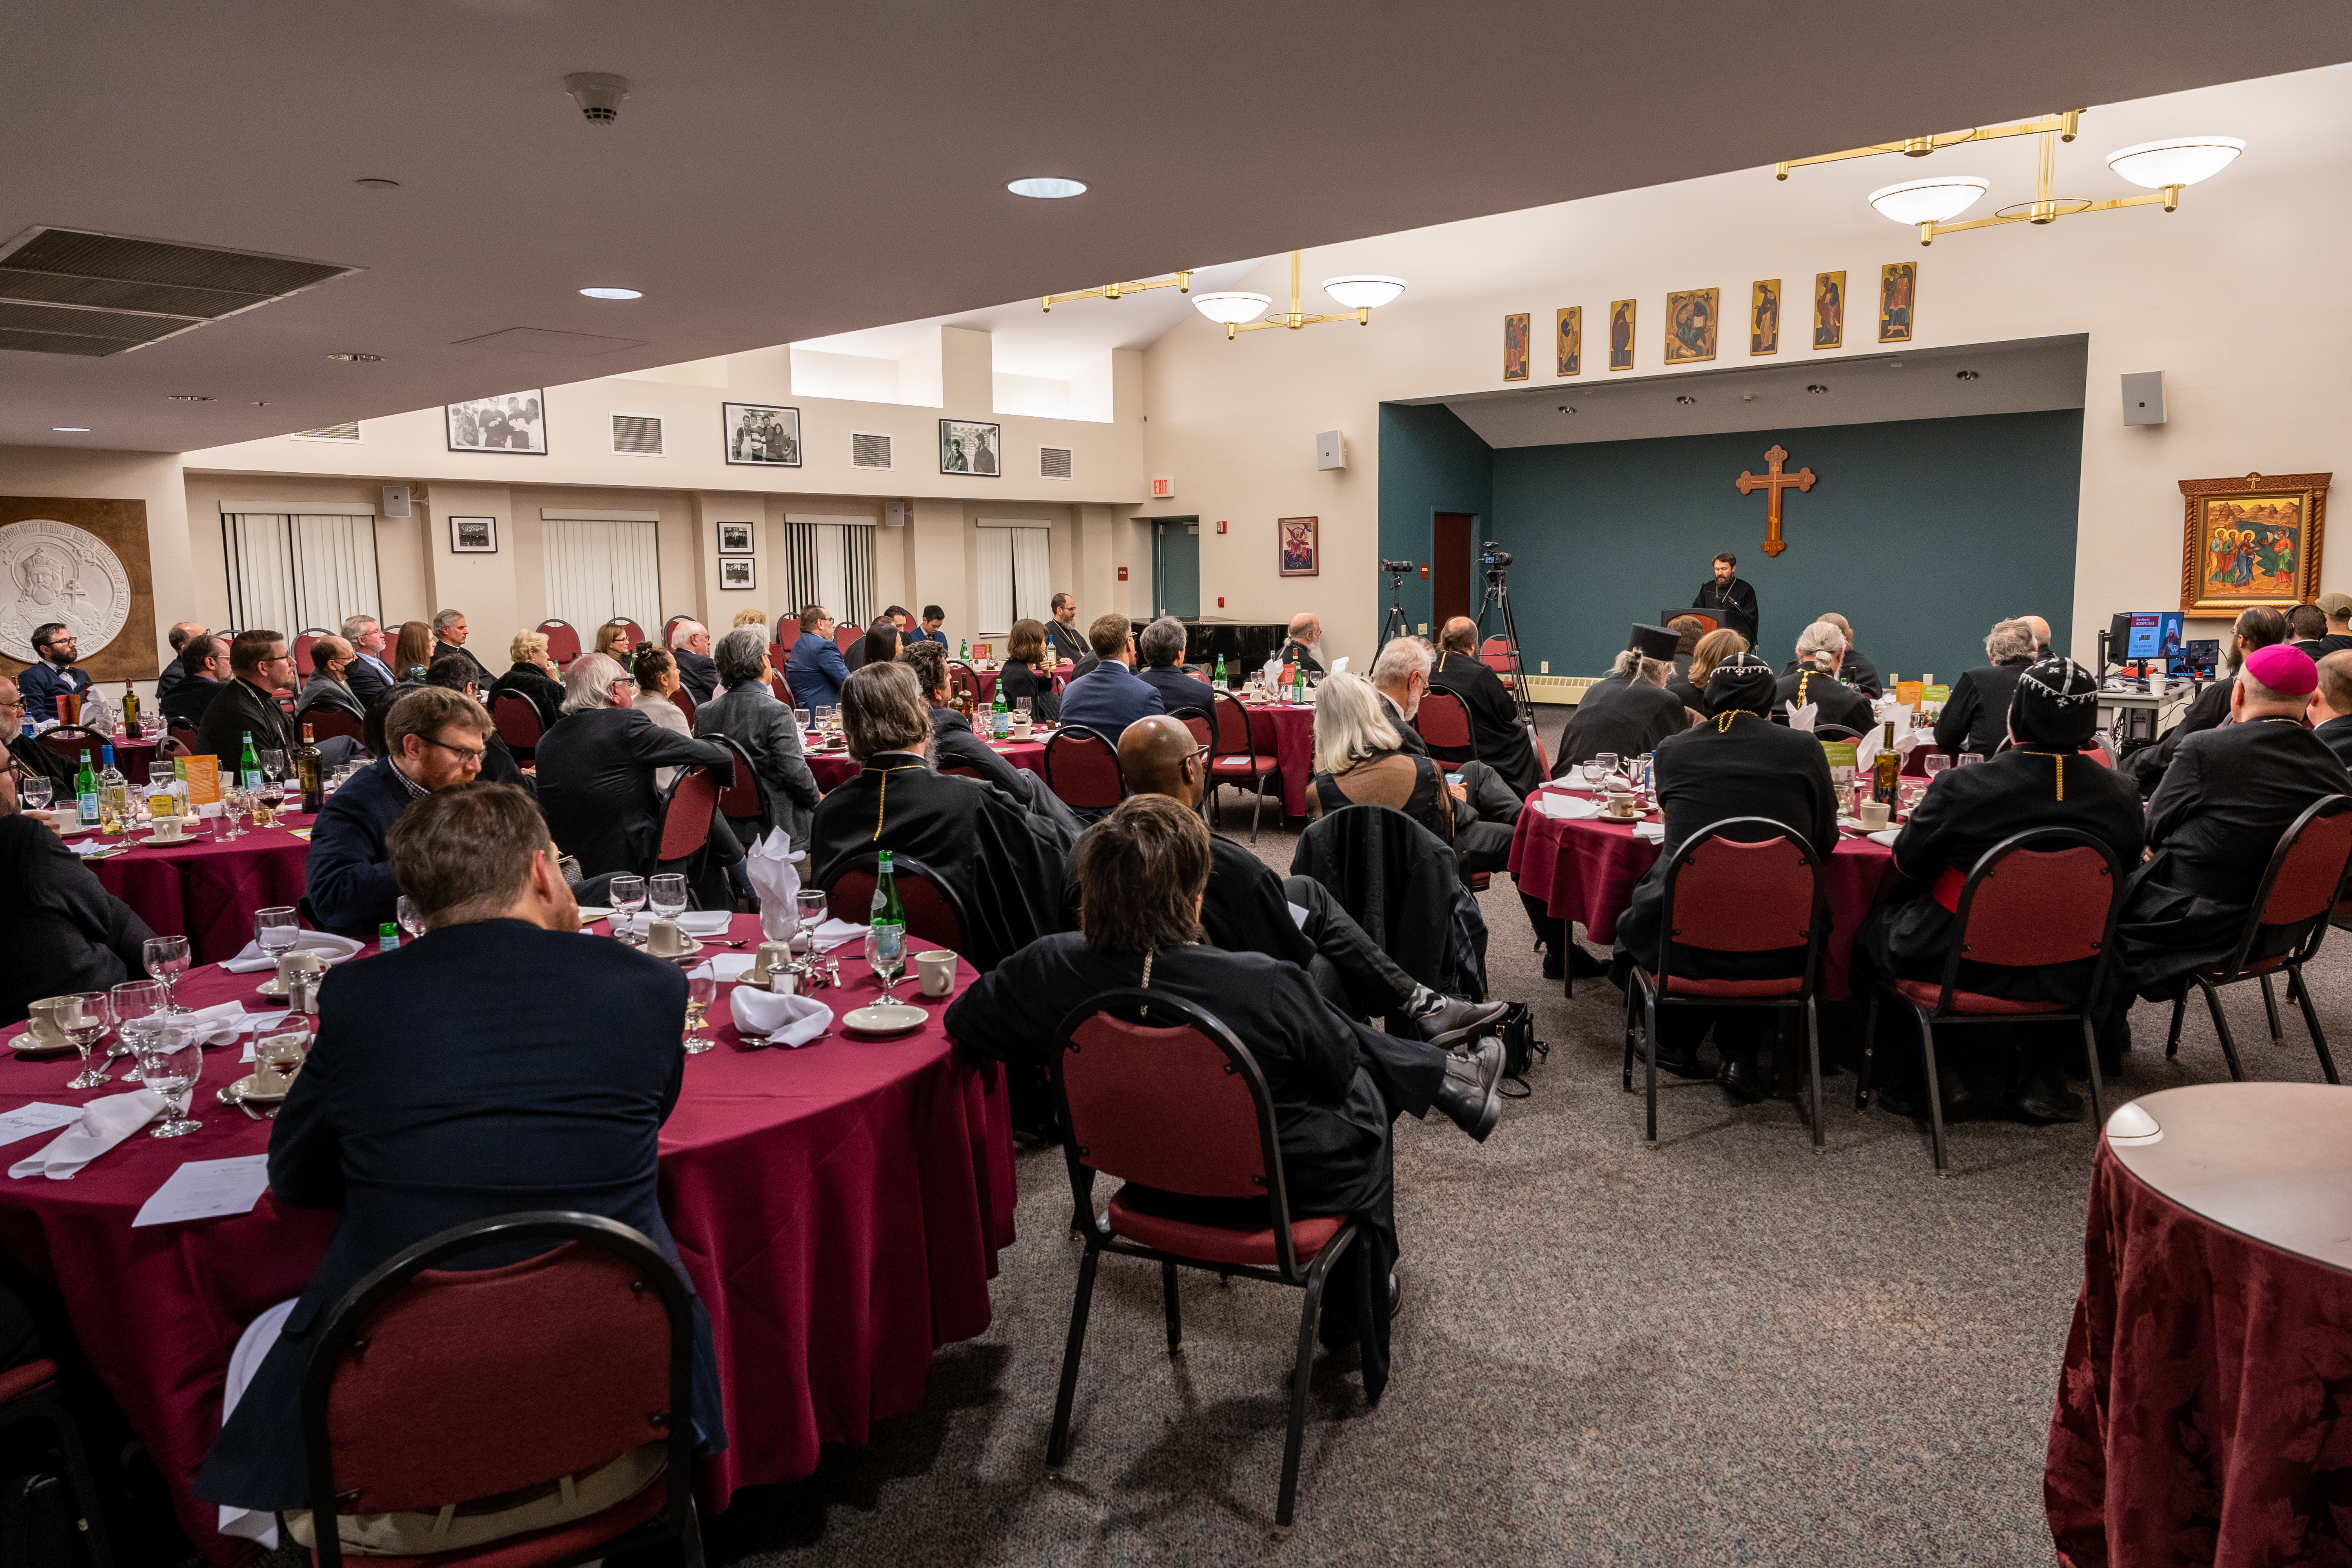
[1666,609,1720,634]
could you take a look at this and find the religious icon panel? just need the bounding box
[2178,472,2331,613]
[1878,262,1917,344]
[1751,280,1780,355]
[1555,306,1581,376]
[1663,288,1719,364]
[1278,515,1319,578]
[1608,299,1636,372]
[1502,314,1531,381]
[1813,272,1845,350]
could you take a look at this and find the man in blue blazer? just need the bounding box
[1056,613,1164,739]
[304,688,490,940]
[198,782,722,1537]
[914,605,949,648]
[786,603,851,711]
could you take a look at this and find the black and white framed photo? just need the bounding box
[724,402,800,466]
[939,418,1001,477]
[445,391,546,454]
[719,557,757,591]
[717,521,754,555]
[448,515,498,554]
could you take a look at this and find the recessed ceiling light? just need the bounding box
[1955,369,1981,381]
[354,178,401,189]
[167,394,213,401]
[1806,384,1829,394]
[1557,405,1577,415]
[1007,176,1087,199]
[51,426,90,432]
[579,287,642,299]
[1675,394,1697,405]
[326,352,382,362]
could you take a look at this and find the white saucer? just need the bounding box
[8,1034,74,1058]
[228,1071,291,1104]
[842,1002,927,1035]
[644,936,704,960]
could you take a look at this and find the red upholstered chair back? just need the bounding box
[653,766,719,865]
[673,688,696,728]
[1167,708,1213,751]
[294,630,328,677]
[663,615,688,646]
[35,725,107,765]
[820,853,966,950]
[537,619,581,667]
[1949,843,2118,967]
[2085,745,2113,768]
[1479,636,1515,673]
[615,619,647,648]
[1045,726,1125,810]
[770,640,791,671]
[1661,825,1818,954]
[304,707,364,746]
[2258,797,2352,927]
[156,732,193,760]
[835,624,862,653]
[949,662,983,704]
[1210,691,1258,762]
[1413,689,1473,750]
[490,693,543,753]
[768,674,791,704]
[1061,1011,1266,1199]
[1050,672,1069,696]
[713,738,763,820]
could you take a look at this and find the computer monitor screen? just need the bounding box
[2171,639,2220,676]
[2125,610,2184,659]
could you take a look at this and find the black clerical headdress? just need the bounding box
[1703,652,1779,718]
[1627,623,1681,661]
[2008,656,2102,749]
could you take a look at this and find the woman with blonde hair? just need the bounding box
[485,628,563,728]
[1669,626,1749,711]
[1305,671,1454,846]
[731,609,768,631]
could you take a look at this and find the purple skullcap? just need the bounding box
[2245,642,2318,697]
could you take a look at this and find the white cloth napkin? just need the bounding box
[9,1091,169,1180]
[1537,793,1602,820]
[806,917,866,952]
[1785,701,1819,733]
[1855,711,1922,774]
[1328,655,1350,675]
[688,953,757,982]
[1631,821,1666,843]
[221,931,363,973]
[613,910,732,938]
[1867,828,1902,847]
[730,989,834,1047]
[746,828,802,943]
[176,1001,276,1047]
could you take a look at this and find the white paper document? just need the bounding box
[0,1103,84,1149]
[133,1155,272,1227]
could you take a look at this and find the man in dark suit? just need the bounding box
[197,782,722,1544]
[1057,613,1163,739]
[786,604,852,711]
[306,688,490,940]
[533,654,735,879]
[1133,615,1218,719]
[18,622,93,723]
[1043,593,1090,666]
[1691,552,1759,645]
[1428,617,1544,798]
[194,629,298,768]
[2310,650,2352,766]
[900,641,1076,828]
[294,636,366,724]
[1933,617,2039,760]
[429,609,493,686]
[2122,606,2285,797]
[161,633,230,731]
[913,606,949,649]
[0,761,158,1024]
[667,619,718,703]
[2287,603,2331,660]
[152,621,208,711]
[341,615,397,705]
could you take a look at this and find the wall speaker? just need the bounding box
[883,501,906,528]
[1316,430,1347,470]
[2122,370,2165,426]
[381,484,410,518]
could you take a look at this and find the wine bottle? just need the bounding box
[1873,720,1900,805]
[238,730,261,791]
[960,638,969,662]
[75,749,100,826]
[120,679,140,733]
[295,722,324,813]
[96,745,128,833]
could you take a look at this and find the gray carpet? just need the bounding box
[697,710,2345,1566]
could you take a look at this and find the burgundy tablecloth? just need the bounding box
[1505,789,1906,1000]
[1239,701,1315,819]
[38,734,163,780]
[2045,1136,2352,1567]
[808,739,1046,791]
[0,912,1014,1564]
[87,818,314,965]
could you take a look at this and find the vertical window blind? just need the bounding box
[221,513,382,634]
[975,523,1052,636]
[778,516,876,629]
[543,519,659,639]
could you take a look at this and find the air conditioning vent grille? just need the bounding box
[851,432,893,470]
[292,422,363,443]
[0,227,359,356]
[1039,446,1074,480]
[611,414,665,456]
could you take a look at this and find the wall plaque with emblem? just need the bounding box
[0,497,157,680]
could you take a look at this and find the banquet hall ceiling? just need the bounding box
[6,0,2350,454]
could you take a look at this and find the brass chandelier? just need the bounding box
[1191,250,1406,339]
[1040,270,1193,312]
[1777,110,2244,246]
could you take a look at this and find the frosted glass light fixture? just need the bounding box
[1868,176,1989,226]
[1191,291,1272,326]
[579,287,642,299]
[2106,136,2245,189]
[1321,274,1408,310]
[1007,176,1087,199]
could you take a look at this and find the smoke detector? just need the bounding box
[564,73,631,125]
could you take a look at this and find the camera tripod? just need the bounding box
[1475,558,1535,726]
[1378,564,1411,648]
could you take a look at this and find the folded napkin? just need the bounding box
[67,838,123,858]
[688,953,757,982]
[806,917,866,952]
[221,931,363,974]
[1328,655,1350,675]
[9,1091,170,1180]
[1630,821,1666,843]
[1866,828,1902,848]
[176,1001,277,1047]
[1537,793,1602,820]
[746,828,801,944]
[1785,701,1819,733]
[730,989,833,1047]
[613,910,732,938]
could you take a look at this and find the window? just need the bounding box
[778,515,877,628]
[543,518,659,639]
[221,511,382,634]
[975,521,1051,637]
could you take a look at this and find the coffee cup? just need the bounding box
[646,918,692,958]
[150,816,187,842]
[1009,715,1032,739]
[23,997,70,1051]
[1606,791,1640,818]
[747,940,793,986]
[253,1031,307,1095]
[916,949,957,998]
[1858,799,1891,831]
[276,950,326,988]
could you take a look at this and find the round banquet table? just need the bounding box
[38,732,162,780]
[85,815,315,965]
[1505,785,1907,1000]
[0,911,1014,1565]
[1236,700,1316,819]
[2045,1083,2352,1568]
[808,736,1047,790]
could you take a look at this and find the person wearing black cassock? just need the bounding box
[1556,624,1690,774]
[1692,552,1759,644]
[808,661,1077,973]
[1772,620,1877,737]
[1429,617,1545,799]
[1933,617,2038,759]
[1279,613,1327,677]
[1043,593,1092,668]
[2308,650,2352,767]
[194,630,299,763]
[2114,643,2352,1005]
[0,764,158,1025]
[1609,653,1840,1101]
[1855,658,2147,1123]
[1784,612,1881,699]
[2121,606,2285,798]
[162,633,231,730]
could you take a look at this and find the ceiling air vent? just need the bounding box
[0,225,359,357]
[1039,445,1074,480]
[611,412,664,456]
[851,432,893,470]
[291,421,362,443]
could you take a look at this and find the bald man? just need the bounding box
[2018,613,2052,658]
[154,620,209,708]
[1116,715,1506,1048]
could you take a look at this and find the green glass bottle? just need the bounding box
[1213,653,1227,691]
[868,850,907,989]
[96,744,127,834]
[990,686,1009,739]
[238,730,261,791]
[379,920,400,953]
[75,749,99,826]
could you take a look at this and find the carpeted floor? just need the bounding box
[688,709,2345,1567]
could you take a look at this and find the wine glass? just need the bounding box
[610,874,646,946]
[682,971,717,1054]
[55,992,112,1090]
[1577,757,1608,789]
[135,1016,205,1138]
[260,748,286,793]
[21,776,52,814]
[793,708,811,736]
[218,785,247,840]
[109,977,167,1069]
[866,922,907,1003]
[1923,751,1951,783]
[648,873,688,927]
[395,895,427,942]
[255,907,300,972]
[142,934,191,1012]
[1958,752,1984,767]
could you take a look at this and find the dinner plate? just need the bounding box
[842,1002,927,1035]
[8,1034,74,1059]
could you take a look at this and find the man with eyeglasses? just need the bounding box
[306,688,494,940]
[19,622,93,723]
[1,676,77,792]
[194,629,300,762]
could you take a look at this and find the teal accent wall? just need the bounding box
[1376,401,1492,639]
[1485,410,2083,680]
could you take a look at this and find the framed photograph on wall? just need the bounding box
[448,515,497,554]
[717,521,754,555]
[724,402,800,466]
[1279,515,1319,578]
[719,557,757,592]
[939,419,1001,476]
[446,391,546,454]
[2179,470,2330,613]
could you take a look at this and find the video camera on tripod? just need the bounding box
[1473,543,1534,725]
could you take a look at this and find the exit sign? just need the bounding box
[1149,476,1175,500]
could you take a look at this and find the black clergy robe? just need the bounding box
[0,815,158,1025]
[1555,673,1688,774]
[1770,667,1877,738]
[927,706,1079,830]
[2316,713,2352,768]
[807,751,1077,971]
[1429,650,1544,798]
[1279,639,1326,676]
[1933,657,2034,759]
[2122,675,2230,798]
[944,936,1400,1400]
[1692,576,1759,642]
[2116,718,2352,997]
[1782,649,1884,699]
[1857,747,2145,1003]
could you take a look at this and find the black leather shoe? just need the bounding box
[1541,946,1565,980]
[1717,1053,1768,1103]
[2009,1075,2084,1124]
[1432,1035,1504,1142]
[1387,1270,1402,1319]
[1637,1040,1713,1080]
[1566,944,1611,978]
[1410,993,1510,1048]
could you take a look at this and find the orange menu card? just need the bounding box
[183,755,221,806]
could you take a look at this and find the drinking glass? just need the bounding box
[111,978,168,1083]
[648,873,688,926]
[1015,697,1032,717]
[396,895,427,942]
[55,992,112,1090]
[256,906,300,965]
[218,786,247,840]
[21,777,53,813]
[682,971,717,1054]
[610,874,646,946]
[256,775,285,828]
[1922,752,1951,782]
[142,934,191,1011]
[1577,757,1608,789]
[793,708,811,736]
[260,749,286,789]
[1958,752,1984,767]
[135,1017,205,1138]
[866,923,907,1002]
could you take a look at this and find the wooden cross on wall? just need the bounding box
[1736,444,1816,557]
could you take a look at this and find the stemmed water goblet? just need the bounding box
[142,935,191,1013]
[255,906,300,975]
[610,875,646,946]
[682,971,717,1054]
[21,777,52,815]
[55,992,113,1090]
[395,895,427,943]
[218,785,248,840]
[866,922,907,1004]
[1922,751,1951,784]
[111,978,167,1080]
[134,1015,205,1138]
[647,873,689,930]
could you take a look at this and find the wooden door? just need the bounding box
[1431,513,1475,630]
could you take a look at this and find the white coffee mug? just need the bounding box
[646,918,690,957]
[277,950,326,987]
[1858,799,1891,830]
[916,949,957,998]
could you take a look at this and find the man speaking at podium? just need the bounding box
[1692,552,1759,645]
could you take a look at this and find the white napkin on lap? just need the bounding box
[9,1091,169,1180]
[1631,821,1666,843]
[730,989,833,1047]
[221,931,363,974]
